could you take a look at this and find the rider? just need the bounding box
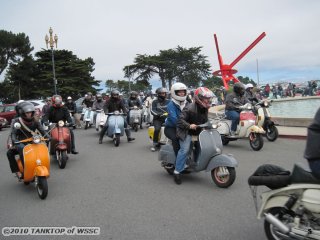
[92,94,105,125]
[304,107,320,179]
[164,82,188,157]
[244,83,259,104]
[45,95,79,154]
[225,82,249,136]
[99,90,135,144]
[7,102,47,179]
[65,96,79,128]
[82,92,94,108]
[150,87,170,152]
[127,91,143,129]
[173,87,214,184]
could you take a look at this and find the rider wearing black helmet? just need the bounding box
[7,102,46,179]
[225,82,249,136]
[127,91,143,129]
[150,87,170,152]
[98,90,135,143]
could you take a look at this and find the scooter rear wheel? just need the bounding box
[36,176,48,200]
[266,125,278,142]
[211,167,236,188]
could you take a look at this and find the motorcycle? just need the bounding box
[95,109,107,132]
[106,111,126,147]
[82,107,94,130]
[49,121,72,169]
[248,163,320,240]
[129,106,142,132]
[213,102,265,151]
[12,122,50,200]
[255,99,279,142]
[159,122,238,188]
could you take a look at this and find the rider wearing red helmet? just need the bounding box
[174,87,214,184]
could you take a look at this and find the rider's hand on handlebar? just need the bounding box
[162,112,168,117]
[189,124,197,130]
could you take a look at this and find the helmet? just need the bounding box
[17,100,24,104]
[111,90,120,99]
[233,82,245,96]
[67,96,72,100]
[20,102,35,121]
[130,91,138,99]
[156,87,168,100]
[171,82,187,102]
[52,95,63,107]
[194,87,214,109]
[96,94,102,102]
[245,83,253,90]
[87,92,92,96]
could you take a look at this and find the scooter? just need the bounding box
[159,122,238,188]
[49,121,71,169]
[12,122,50,200]
[129,106,142,132]
[106,111,126,147]
[255,99,279,142]
[95,109,107,132]
[248,163,320,240]
[213,103,265,151]
[82,107,94,130]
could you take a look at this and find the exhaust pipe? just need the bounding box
[265,213,290,234]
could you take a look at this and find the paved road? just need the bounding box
[0,125,307,240]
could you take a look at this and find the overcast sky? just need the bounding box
[1,0,320,87]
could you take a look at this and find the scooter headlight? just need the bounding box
[263,101,269,107]
[36,159,42,165]
[215,147,222,154]
[114,111,120,115]
[33,135,41,144]
[58,120,65,127]
[212,124,218,129]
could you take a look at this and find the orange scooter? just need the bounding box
[13,122,50,200]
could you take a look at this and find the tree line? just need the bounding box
[0,29,256,103]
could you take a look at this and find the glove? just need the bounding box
[162,112,168,117]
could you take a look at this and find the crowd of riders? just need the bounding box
[5,81,320,185]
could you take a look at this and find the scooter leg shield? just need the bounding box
[158,144,175,164]
[206,154,238,172]
[34,166,50,177]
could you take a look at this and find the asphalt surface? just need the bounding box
[0,125,307,240]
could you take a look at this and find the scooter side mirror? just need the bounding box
[14,122,21,129]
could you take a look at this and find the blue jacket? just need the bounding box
[165,101,182,128]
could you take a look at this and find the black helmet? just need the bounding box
[130,91,138,99]
[20,102,35,122]
[156,87,168,100]
[233,82,245,96]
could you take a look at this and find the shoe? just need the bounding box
[229,131,237,138]
[150,146,156,152]
[173,173,182,185]
[15,172,23,181]
[99,139,102,144]
[71,150,79,154]
[127,137,135,142]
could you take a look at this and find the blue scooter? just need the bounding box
[106,111,126,147]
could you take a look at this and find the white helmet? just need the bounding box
[171,82,187,102]
[245,83,254,90]
[67,96,72,100]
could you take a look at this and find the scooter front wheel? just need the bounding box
[266,125,278,142]
[36,176,48,200]
[113,135,120,147]
[85,121,89,130]
[211,167,236,188]
[249,133,264,151]
[57,150,68,169]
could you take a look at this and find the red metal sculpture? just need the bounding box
[213,32,266,90]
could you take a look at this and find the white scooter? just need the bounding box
[95,109,107,132]
[213,102,265,151]
[128,106,142,132]
[82,107,94,130]
[248,163,320,240]
[255,100,279,142]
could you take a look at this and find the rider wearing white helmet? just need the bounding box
[164,82,188,157]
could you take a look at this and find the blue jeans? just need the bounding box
[225,110,240,132]
[309,160,320,179]
[175,135,192,173]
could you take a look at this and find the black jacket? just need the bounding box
[151,98,170,120]
[304,107,320,162]
[176,102,208,141]
[127,98,142,109]
[103,98,127,114]
[65,102,77,113]
[225,92,249,112]
[82,99,94,108]
[11,118,46,143]
[45,106,72,123]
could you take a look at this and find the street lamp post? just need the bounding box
[45,27,58,95]
[127,66,131,92]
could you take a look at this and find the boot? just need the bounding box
[173,173,182,185]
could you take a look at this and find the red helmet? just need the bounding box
[52,95,63,107]
[194,87,213,109]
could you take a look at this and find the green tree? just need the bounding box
[105,79,117,92]
[124,46,211,89]
[0,30,34,75]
